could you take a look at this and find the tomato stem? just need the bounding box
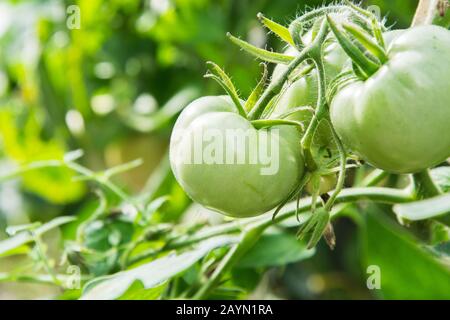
[300,20,329,171]
[127,186,413,267]
[193,220,269,299]
[247,46,312,120]
[190,186,412,298]
[412,169,442,199]
[251,119,304,131]
[324,124,347,211]
[289,19,304,49]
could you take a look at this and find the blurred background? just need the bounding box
[0,0,425,300]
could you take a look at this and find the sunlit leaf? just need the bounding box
[362,206,450,299]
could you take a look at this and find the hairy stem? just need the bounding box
[128,187,413,266]
[300,54,327,171]
[191,186,412,298]
[248,48,312,120]
[324,125,347,211]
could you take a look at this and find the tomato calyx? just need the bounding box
[327,16,385,79]
[204,62,247,119]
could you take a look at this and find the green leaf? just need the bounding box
[118,281,167,300]
[80,235,237,300]
[393,193,450,222]
[0,216,76,256]
[251,119,304,131]
[0,245,30,258]
[362,206,450,299]
[237,230,315,268]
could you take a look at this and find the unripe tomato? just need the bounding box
[170,96,305,218]
[331,26,450,173]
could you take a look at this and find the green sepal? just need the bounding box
[205,61,247,118]
[343,23,388,63]
[257,12,295,46]
[371,17,386,48]
[296,207,330,249]
[245,63,268,112]
[227,32,294,65]
[327,15,380,78]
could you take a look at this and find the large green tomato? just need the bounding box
[170,96,305,218]
[330,26,450,173]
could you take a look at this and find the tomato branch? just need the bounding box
[127,185,413,266]
[191,186,412,298]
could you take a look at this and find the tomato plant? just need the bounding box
[0,0,449,302]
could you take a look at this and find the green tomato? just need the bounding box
[330,26,450,173]
[170,96,305,218]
